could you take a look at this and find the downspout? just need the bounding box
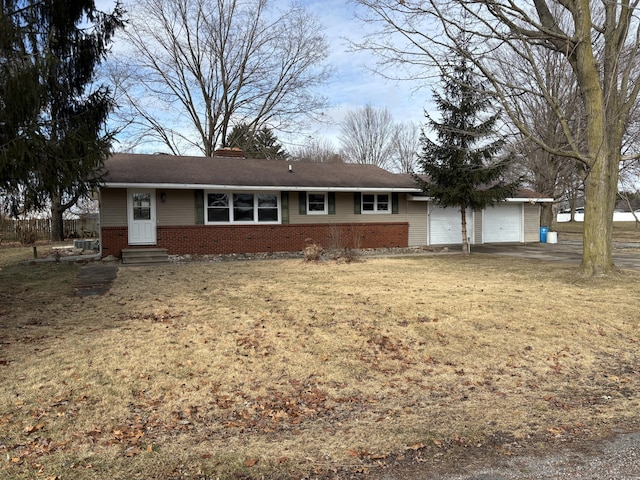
[97,188,103,258]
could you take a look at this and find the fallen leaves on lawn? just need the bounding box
[3,255,640,479]
[213,379,334,433]
[24,422,46,435]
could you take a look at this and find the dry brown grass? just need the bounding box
[1,246,640,479]
[556,221,640,242]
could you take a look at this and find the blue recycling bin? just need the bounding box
[540,226,549,243]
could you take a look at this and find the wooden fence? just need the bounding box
[0,218,99,243]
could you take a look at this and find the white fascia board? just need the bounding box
[407,194,554,203]
[103,182,420,193]
[504,197,554,203]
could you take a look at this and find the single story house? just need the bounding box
[98,152,552,258]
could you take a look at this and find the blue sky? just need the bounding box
[288,0,430,147]
[97,0,433,151]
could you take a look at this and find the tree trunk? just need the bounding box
[572,8,619,277]
[460,203,469,255]
[50,197,65,242]
[581,151,618,275]
[540,203,554,229]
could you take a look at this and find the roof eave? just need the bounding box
[504,197,554,203]
[407,194,554,203]
[103,182,420,193]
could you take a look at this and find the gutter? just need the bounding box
[407,195,554,203]
[103,182,421,193]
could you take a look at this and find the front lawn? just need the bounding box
[1,249,640,479]
[556,220,640,242]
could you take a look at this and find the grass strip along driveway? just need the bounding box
[1,246,640,479]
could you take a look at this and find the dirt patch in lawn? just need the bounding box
[1,247,640,479]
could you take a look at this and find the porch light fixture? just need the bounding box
[160,192,167,203]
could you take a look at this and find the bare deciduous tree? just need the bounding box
[339,104,395,168]
[502,47,585,227]
[390,121,420,173]
[353,0,640,276]
[110,0,331,156]
[290,138,344,163]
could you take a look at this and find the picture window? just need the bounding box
[206,191,279,223]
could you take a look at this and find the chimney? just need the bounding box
[213,147,245,158]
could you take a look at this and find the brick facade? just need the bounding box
[101,222,409,258]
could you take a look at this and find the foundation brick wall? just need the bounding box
[101,223,409,258]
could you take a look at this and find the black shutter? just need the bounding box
[298,191,307,215]
[392,192,399,214]
[354,192,361,214]
[328,192,336,215]
[281,192,289,224]
[195,189,204,224]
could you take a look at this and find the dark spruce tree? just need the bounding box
[226,123,288,160]
[0,0,124,240]
[415,48,519,254]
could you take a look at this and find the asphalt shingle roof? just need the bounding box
[103,153,418,191]
[102,153,549,199]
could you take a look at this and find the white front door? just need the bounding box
[127,189,157,245]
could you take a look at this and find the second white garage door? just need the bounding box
[483,204,522,243]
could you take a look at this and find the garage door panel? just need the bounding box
[429,206,472,245]
[483,204,522,243]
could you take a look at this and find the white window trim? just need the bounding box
[307,192,328,215]
[361,192,391,214]
[205,191,281,224]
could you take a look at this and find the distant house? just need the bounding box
[98,153,552,258]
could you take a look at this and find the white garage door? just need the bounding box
[429,205,472,245]
[483,204,522,243]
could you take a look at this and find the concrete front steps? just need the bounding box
[121,248,169,264]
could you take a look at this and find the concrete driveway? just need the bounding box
[471,240,640,270]
[377,430,640,480]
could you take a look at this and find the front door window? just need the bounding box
[133,193,151,220]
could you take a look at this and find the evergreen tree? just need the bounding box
[254,127,288,160]
[415,47,519,254]
[226,123,287,160]
[0,0,124,240]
